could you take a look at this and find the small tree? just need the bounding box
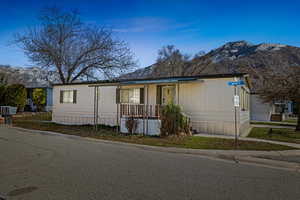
[125,116,139,135]
[0,84,7,105]
[33,88,46,111]
[255,65,300,131]
[5,84,27,112]
[155,45,190,76]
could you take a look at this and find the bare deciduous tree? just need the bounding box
[255,65,300,131]
[156,45,190,76]
[15,7,136,84]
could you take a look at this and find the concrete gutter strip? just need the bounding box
[10,126,300,172]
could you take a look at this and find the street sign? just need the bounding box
[227,79,244,150]
[227,80,245,86]
[234,95,240,107]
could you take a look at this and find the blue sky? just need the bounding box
[0,0,300,68]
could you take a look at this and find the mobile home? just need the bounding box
[52,73,251,136]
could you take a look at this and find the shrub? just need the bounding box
[5,84,27,112]
[0,84,6,105]
[125,116,139,135]
[33,88,46,111]
[160,103,191,137]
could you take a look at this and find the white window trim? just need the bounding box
[62,90,74,103]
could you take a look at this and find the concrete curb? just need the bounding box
[10,126,300,172]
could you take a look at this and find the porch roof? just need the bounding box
[119,76,198,85]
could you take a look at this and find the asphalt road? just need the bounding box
[0,126,299,200]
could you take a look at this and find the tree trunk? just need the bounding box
[296,104,300,131]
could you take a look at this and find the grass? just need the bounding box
[284,118,298,124]
[248,127,300,144]
[251,117,298,127]
[12,113,297,151]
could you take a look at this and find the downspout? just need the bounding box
[143,84,146,136]
[177,83,180,105]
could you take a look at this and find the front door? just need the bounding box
[162,86,175,105]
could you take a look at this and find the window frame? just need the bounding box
[120,88,141,104]
[60,90,75,104]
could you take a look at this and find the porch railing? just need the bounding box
[0,106,17,116]
[120,104,162,118]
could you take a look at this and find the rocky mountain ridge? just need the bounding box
[121,41,300,84]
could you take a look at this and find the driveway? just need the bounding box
[0,126,300,200]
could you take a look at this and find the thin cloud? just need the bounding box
[109,17,201,33]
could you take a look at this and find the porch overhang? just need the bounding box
[119,77,200,85]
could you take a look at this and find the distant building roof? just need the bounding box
[24,82,52,89]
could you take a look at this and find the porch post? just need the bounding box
[143,84,146,136]
[146,84,149,135]
[93,86,96,130]
[95,86,99,131]
[177,83,180,105]
[117,84,120,133]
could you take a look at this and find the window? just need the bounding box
[240,88,249,111]
[60,90,77,103]
[120,88,140,104]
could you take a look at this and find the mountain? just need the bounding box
[121,41,300,89]
[0,65,59,87]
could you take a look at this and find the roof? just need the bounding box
[25,82,52,89]
[52,73,247,87]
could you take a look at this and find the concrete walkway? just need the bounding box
[251,120,297,126]
[194,133,300,149]
[252,124,296,129]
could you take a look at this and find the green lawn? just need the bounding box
[248,127,300,144]
[12,113,297,151]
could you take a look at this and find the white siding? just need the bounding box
[250,95,272,121]
[53,85,118,126]
[178,78,236,135]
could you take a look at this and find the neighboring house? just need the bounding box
[250,94,294,121]
[52,73,251,136]
[25,84,53,112]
